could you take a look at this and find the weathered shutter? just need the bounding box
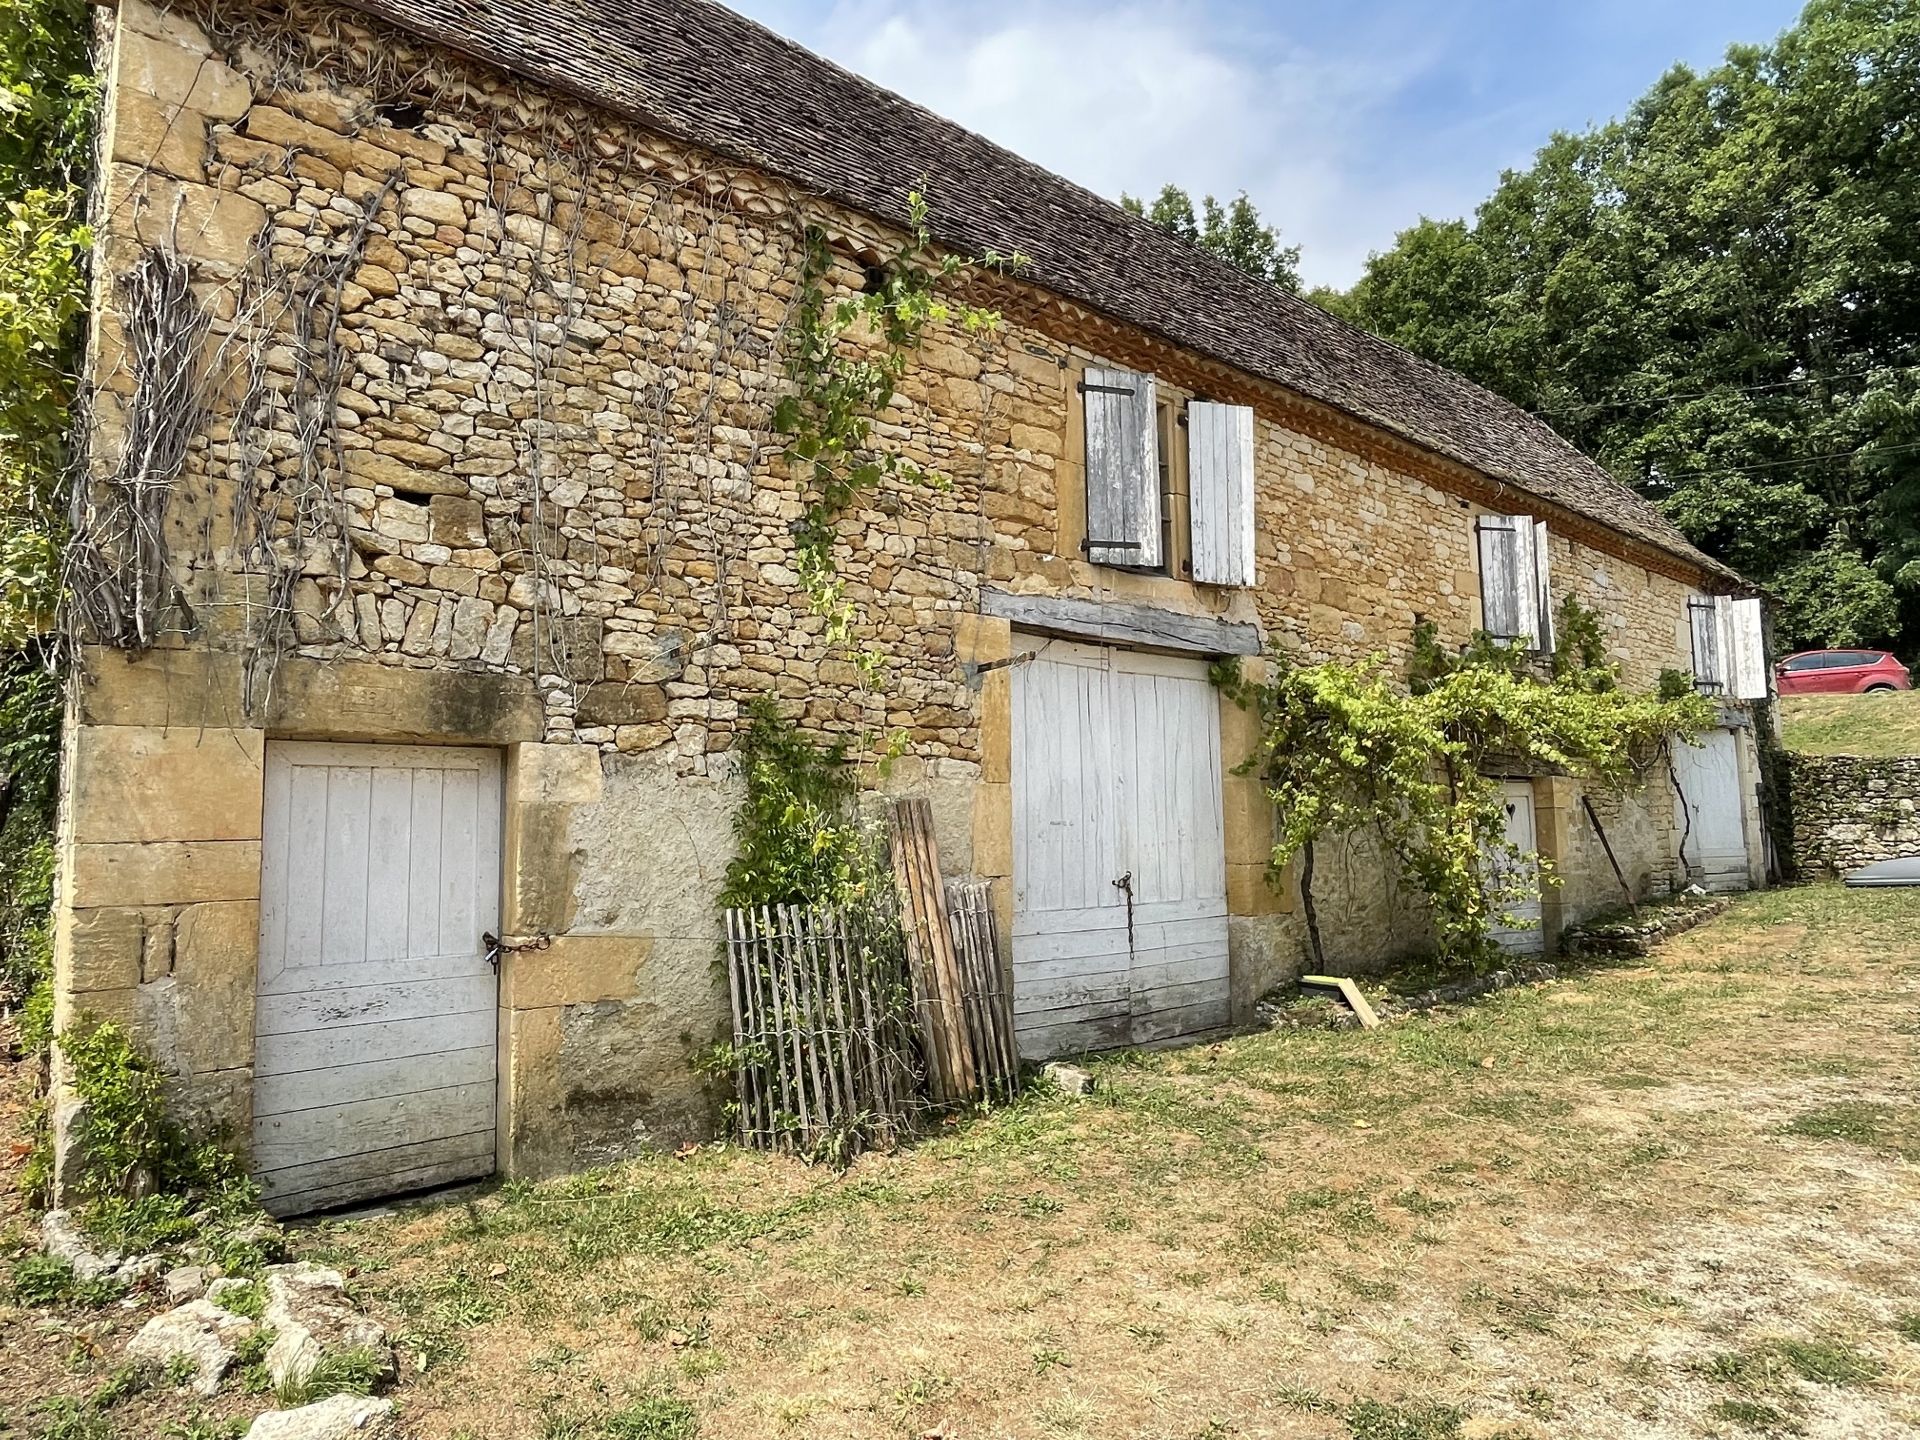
[1188,402,1256,587]
[1689,595,1724,692]
[1477,516,1521,640]
[1531,520,1556,654]
[1477,514,1538,645]
[1082,367,1161,569]
[1720,595,1768,700]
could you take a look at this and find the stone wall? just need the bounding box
[53,0,1748,1188]
[1790,755,1920,875]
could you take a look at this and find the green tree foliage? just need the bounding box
[0,0,92,1021]
[1122,184,1302,291]
[1330,0,1920,652]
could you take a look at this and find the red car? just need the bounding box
[1775,648,1913,695]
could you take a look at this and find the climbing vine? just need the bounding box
[773,192,1007,675]
[718,696,892,912]
[1216,602,1714,970]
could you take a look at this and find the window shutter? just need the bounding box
[1477,516,1521,641]
[1189,401,1256,586]
[1082,367,1161,569]
[1531,520,1555,655]
[1720,595,1768,700]
[1689,596,1724,692]
[1477,514,1539,645]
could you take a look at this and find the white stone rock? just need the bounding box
[40,1210,120,1281]
[261,1263,390,1393]
[126,1298,256,1395]
[243,1396,395,1440]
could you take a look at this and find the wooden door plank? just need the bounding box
[255,1045,495,1117]
[255,1007,496,1077]
[251,1081,496,1170]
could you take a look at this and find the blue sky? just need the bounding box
[727,0,1808,288]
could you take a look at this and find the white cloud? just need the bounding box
[728,0,1471,287]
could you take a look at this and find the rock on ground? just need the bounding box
[124,1297,256,1395]
[261,1262,391,1391]
[244,1396,395,1440]
[164,1264,213,1304]
[40,1209,122,1281]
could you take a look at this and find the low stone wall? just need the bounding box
[1790,755,1920,875]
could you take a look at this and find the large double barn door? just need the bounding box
[1671,729,1752,892]
[254,742,502,1216]
[1010,639,1230,1058]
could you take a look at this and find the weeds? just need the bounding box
[275,1346,389,1406]
[1344,1399,1466,1440]
[11,1253,121,1307]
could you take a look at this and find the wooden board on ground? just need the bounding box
[1301,974,1381,1029]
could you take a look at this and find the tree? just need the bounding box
[0,0,91,1009]
[1327,0,1920,652]
[1123,184,1302,292]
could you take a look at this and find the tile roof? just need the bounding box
[346,0,1735,581]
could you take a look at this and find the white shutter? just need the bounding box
[1720,596,1768,700]
[1689,596,1725,691]
[1189,402,1256,587]
[1083,367,1161,569]
[1477,514,1538,646]
[1532,520,1555,655]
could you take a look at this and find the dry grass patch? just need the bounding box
[267,885,1920,1440]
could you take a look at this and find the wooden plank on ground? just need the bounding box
[1301,974,1382,1029]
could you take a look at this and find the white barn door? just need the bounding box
[1010,640,1230,1057]
[1671,730,1751,891]
[254,742,502,1216]
[1489,780,1545,957]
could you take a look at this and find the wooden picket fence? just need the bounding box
[720,802,1021,1158]
[720,903,920,1156]
[944,877,1020,1099]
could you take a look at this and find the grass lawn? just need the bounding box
[1780,690,1920,757]
[8,884,1920,1438]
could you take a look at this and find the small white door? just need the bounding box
[254,742,502,1216]
[1489,779,1545,957]
[1671,729,1751,891]
[1011,639,1230,1057]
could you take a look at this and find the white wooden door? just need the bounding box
[1010,639,1230,1057]
[1489,779,1545,957]
[1671,729,1751,891]
[254,742,502,1216]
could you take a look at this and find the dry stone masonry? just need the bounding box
[1790,755,1920,874]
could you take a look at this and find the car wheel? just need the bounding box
[1865,683,1897,693]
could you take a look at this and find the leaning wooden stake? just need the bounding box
[890,799,978,1103]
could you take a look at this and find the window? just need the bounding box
[1080,368,1257,589]
[1476,514,1555,652]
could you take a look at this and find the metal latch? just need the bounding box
[482,932,502,973]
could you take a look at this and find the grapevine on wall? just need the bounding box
[1215,599,1716,970]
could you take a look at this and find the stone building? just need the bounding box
[54,0,1772,1213]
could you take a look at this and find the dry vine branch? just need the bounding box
[65,246,211,648]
